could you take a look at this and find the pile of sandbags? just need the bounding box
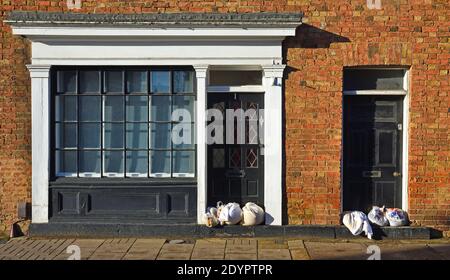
[343,206,410,239]
[202,201,265,228]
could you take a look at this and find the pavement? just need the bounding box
[0,237,448,260]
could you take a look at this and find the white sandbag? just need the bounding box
[217,202,243,225]
[342,211,373,239]
[241,202,265,226]
[202,207,219,227]
[368,206,389,226]
[385,208,409,227]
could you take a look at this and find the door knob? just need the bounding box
[393,172,402,177]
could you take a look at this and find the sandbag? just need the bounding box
[241,202,265,226]
[217,202,243,225]
[342,211,373,239]
[368,206,389,226]
[385,208,409,227]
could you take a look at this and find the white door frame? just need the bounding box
[342,68,410,211]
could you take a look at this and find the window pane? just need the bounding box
[174,71,194,93]
[151,71,170,93]
[126,96,148,122]
[126,151,148,177]
[150,150,171,176]
[104,123,124,149]
[172,123,194,149]
[173,150,195,177]
[150,96,171,121]
[57,71,77,93]
[126,123,148,149]
[56,151,77,176]
[105,71,124,93]
[79,71,100,93]
[56,123,77,149]
[104,96,124,122]
[79,123,101,148]
[173,96,194,119]
[127,71,147,93]
[343,69,405,91]
[150,123,171,149]
[79,151,101,176]
[79,96,101,121]
[104,151,124,176]
[56,95,77,122]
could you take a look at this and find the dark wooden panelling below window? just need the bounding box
[49,184,197,223]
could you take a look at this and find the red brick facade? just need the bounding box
[0,1,449,235]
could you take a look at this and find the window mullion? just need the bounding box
[123,75,127,178]
[76,69,80,178]
[101,77,104,178]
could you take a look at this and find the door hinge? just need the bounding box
[397,123,403,131]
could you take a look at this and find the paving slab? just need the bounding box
[156,243,194,260]
[224,253,257,260]
[427,244,450,260]
[157,251,192,260]
[290,249,310,260]
[287,240,305,250]
[225,239,257,254]
[191,248,225,260]
[123,239,165,260]
[258,249,291,260]
[305,242,368,260]
[258,239,288,249]
[48,239,78,260]
[195,239,227,248]
[376,244,445,260]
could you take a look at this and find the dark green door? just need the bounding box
[207,93,264,206]
[343,95,403,211]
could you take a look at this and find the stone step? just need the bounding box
[29,223,435,240]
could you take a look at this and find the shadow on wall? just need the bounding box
[286,23,351,49]
[281,24,350,225]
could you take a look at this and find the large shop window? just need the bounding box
[53,67,196,179]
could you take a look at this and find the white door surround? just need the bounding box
[7,11,301,225]
[342,68,410,211]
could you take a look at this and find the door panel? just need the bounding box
[207,93,264,206]
[343,96,402,212]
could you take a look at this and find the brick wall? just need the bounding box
[0,1,449,236]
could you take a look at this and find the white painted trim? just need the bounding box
[194,65,209,224]
[27,64,51,223]
[207,85,264,93]
[401,69,410,211]
[343,90,407,96]
[11,26,296,39]
[262,64,285,225]
[32,58,282,67]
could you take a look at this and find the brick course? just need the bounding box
[0,1,449,236]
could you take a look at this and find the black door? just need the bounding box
[343,95,403,211]
[207,93,264,206]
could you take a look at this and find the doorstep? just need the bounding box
[29,223,434,240]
